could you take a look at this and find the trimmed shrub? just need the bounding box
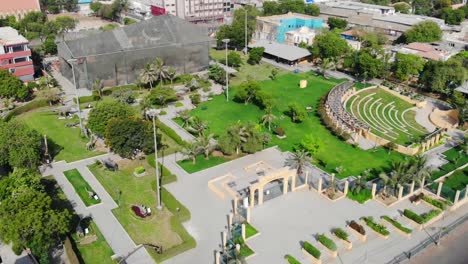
[3,99,48,121]
[423,196,449,210]
[333,228,349,241]
[284,254,301,264]
[349,220,365,235]
[381,216,412,234]
[403,209,441,224]
[134,166,146,174]
[317,234,337,251]
[361,216,390,236]
[347,189,372,204]
[303,241,321,259]
[156,120,189,147]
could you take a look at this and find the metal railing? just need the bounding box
[386,213,468,264]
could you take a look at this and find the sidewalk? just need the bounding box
[40,154,154,264]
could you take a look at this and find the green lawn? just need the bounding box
[176,155,235,174]
[88,160,195,263]
[72,220,115,264]
[209,49,287,85]
[184,72,404,178]
[63,169,101,206]
[346,189,372,204]
[431,147,468,181]
[443,167,468,191]
[244,222,259,239]
[346,88,427,145]
[16,109,104,162]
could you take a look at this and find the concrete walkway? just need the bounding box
[40,154,154,264]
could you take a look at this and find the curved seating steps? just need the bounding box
[349,94,427,140]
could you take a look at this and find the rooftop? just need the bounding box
[392,42,452,61]
[59,15,212,58]
[285,26,316,35]
[257,12,321,24]
[0,0,40,14]
[248,40,311,61]
[0,27,29,46]
[321,1,394,11]
[373,13,445,27]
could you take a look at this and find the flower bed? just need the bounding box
[303,241,321,259]
[361,216,390,237]
[381,216,412,235]
[284,254,301,264]
[423,196,450,210]
[403,209,441,225]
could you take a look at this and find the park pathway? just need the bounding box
[40,154,155,264]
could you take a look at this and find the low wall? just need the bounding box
[429,109,459,129]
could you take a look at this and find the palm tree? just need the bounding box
[92,79,103,99]
[408,155,430,188]
[285,149,312,176]
[379,160,412,197]
[320,58,335,79]
[166,66,177,88]
[153,58,168,87]
[351,175,367,194]
[178,110,192,128]
[187,116,208,137]
[181,142,200,164]
[139,63,156,89]
[197,133,215,159]
[260,106,277,131]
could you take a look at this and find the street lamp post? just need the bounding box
[222,38,230,102]
[147,109,163,210]
[68,58,87,138]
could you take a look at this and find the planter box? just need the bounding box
[276,134,287,139]
[318,242,338,258]
[321,190,345,202]
[403,211,444,231]
[361,220,389,240]
[302,248,321,264]
[347,225,367,242]
[382,218,411,238]
[332,233,352,250]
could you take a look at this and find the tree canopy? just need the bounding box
[392,53,425,81]
[0,70,30,100]
[419,58,467,95]
[401,21,442,43]
[311,31,351,60]
[216,6,259,48]
[146,88,177,106]
[87,101,134,136]
[262,0,320,16]
[247,47,265,65]
[0,169,72,262]
[327,17,348,30]
[0,120,42,170]
[105,117,158,158]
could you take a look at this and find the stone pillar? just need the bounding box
[435,133,441,142]
[410,181,415,194]
[371,183,377,198]
[465,185,468,199]
[454,190,461,204]
[431,137,436,146]
[292,174,297,191]
[258,187,264,206]
[420,177,426,191]
[318,177,323,193]
[283,177,288,195]
[437,181,443,197]
[305,171,309,188]
[246,207,251,223]
[233,199,238,215]
[241,223,246,240]
[236,244,241,253]
[398,185,404,200]
[249,188,255,208]
[222,231,227,250]
[344,180,349,195]
[228,214,233,234]
[215,251,220,264]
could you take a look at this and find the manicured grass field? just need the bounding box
[443,167,468,191]
[184,72,404,177]
[63,169,101,206]
[73,220,115,264]
[88,160,195,263]
[209,49,287,85]
[431,147,468,181]
[346,87,427,145]
[346,189,372,204]
[176,155,235,174]
[16,109,104,162]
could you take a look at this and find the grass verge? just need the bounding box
[64,169,100,206]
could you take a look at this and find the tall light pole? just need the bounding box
[222,38,230,102]
[146,109,162,210]
[67,58,87,138]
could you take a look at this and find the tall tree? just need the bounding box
[234,80,261,105]
[197,133,215,159]
[401,21,442,43]
[92,79,104,99]
[181,142,200,164]
[285,149,312,176]
[260,106,277,131]
[327,17,348,30]
[392,53,425,82]
[178,110,193,128]
[87,101,134,136]
[166,66,177,88]
[0,70,29,100]
[187,116,208,137]
[139,63,157,89]
[311,31,351,61]
[152,58,168,87]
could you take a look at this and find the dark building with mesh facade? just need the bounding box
[57,15,211,88]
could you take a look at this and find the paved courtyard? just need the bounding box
[247,189,468,264]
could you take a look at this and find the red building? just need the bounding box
[0,27,34,81]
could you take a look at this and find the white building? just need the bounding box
[285,26,316,46]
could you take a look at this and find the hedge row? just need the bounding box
[423,196,449,210]
[303,241,321,259]
[156,119,189,147]
[317,234,337,251]
[361,216,390,236]
[3,99,49,121]
[284,254,301,264]
[333,228,349,241]
[381,216,412,234]
[403,209,441,224]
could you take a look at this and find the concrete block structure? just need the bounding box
[285,26,316,46]
[0,27,34,81]
[254,12,323,43]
